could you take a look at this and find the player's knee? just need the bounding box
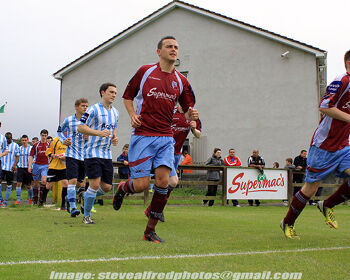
[155,177,169,188]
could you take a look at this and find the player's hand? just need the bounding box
[99,129,111,138]
[111,135,118,146]
[131,114,142,128]
[188,107,198,121]
[12,166,17,172]
[64,138,72,146]
[123,160,129,166]
[190,121,197,129]
[28,167,32,173]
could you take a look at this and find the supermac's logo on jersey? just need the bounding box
[172,81,178,89]
[326,81,342,94]
[147,88,177,101]
[80,113,89,123]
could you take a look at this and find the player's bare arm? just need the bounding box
[319,107,350,123]
[28,156,33,173]
[12,155,19,171]
[78,124,110,138]
[190,121,201,138]
[111,129,118,146]
[124,99,142,128]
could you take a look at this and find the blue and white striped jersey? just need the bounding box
[80,102,119,159]
[0,134,8,154]
[18,145,32,168]
[57,115,85,161]
[1,142,19,171]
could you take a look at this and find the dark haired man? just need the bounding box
[113,36,198,243]
[78,84,118,224]
[281,50,350,239]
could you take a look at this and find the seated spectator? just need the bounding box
[247,149,265,206]
[181,150,193,173]
[224,148,241,207]
[273,162,279,168]
[203,148,224,207]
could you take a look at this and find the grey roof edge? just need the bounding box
[53,0,327,79]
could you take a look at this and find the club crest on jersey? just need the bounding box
[172,81,178,89]
[80,113,89,123]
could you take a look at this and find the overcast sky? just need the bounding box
[0,0,349,139]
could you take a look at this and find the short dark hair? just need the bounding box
[229,148,235,152]
[21,134,28,139]
[157,36,176,49]
[5,132,12,138]
[300,149,307,154]
[286,158,293,164]
[213,148,221,155]
[99,83,116,97]
[32,137,38,141]
[123,144,129,149]
[345,50,350,68]
[40,129,48,135]
[75,98,88,106]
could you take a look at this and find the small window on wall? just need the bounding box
[180,71,189,78]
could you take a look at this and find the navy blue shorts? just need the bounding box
[1,170,14,185]
[66,157,85,182]
[84,158,113,185]
[17,167,33,186]
[47,169,67,183]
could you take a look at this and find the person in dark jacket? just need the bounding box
[203,148,224,206]
[117,144,129,179]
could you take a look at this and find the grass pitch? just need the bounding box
[0,203,350,280]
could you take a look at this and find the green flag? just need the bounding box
[0,103,6,113]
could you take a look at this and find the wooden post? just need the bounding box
[287,169,294,205]
[222,167,227,206]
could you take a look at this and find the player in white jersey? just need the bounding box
[0,131,9,204]
[78,83,119,224]
[1,132,19,207]
[58,98,89,217]
[16,135,33,204]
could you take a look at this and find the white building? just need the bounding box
[53,0,327,166]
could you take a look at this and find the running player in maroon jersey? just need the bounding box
[113,36,199,243]
[281,50,350,239]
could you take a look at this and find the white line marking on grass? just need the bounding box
[1,246,350,266]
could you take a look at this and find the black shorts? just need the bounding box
[47,169,67,183]
[84,158,113,185]
[17,168,33,185]
[1,170,14,185]
[66,157,85,182]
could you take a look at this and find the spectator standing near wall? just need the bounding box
[247,149,265,206]
[224,148,241,207]
[203,148,224,207]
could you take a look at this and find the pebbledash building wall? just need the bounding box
[53,0,327,167]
